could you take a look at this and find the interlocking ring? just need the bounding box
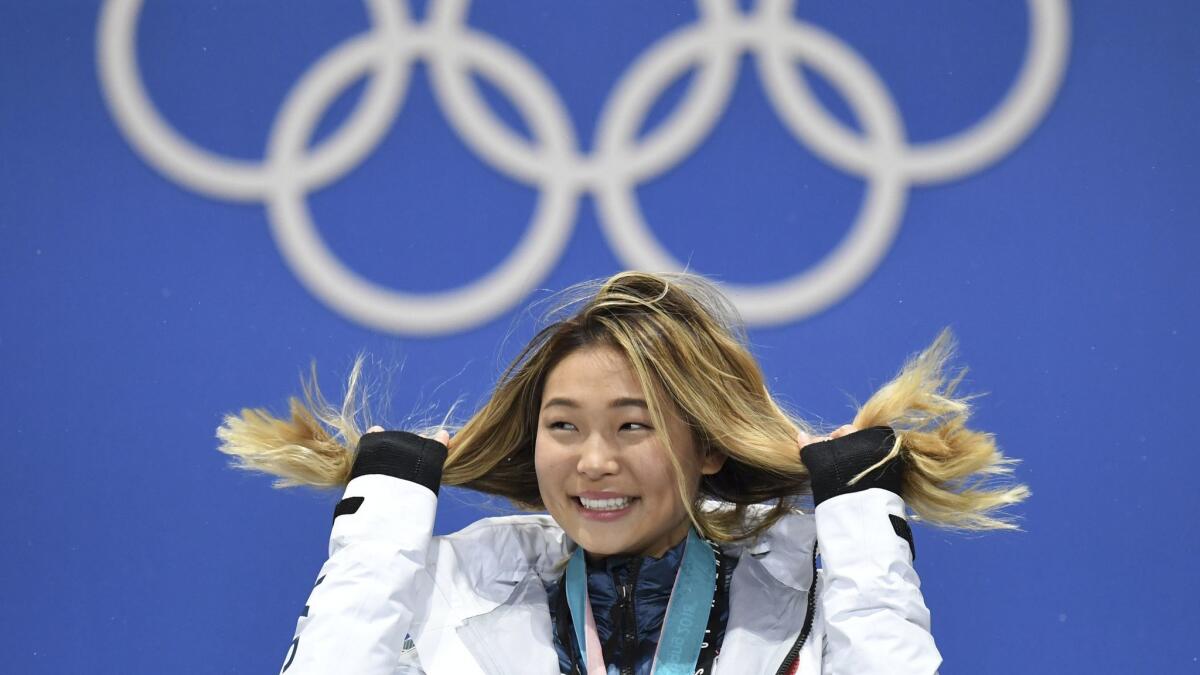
[98,0,1070,334]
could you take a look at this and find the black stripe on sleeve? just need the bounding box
[332,496,365,523]
[889,514,916,561]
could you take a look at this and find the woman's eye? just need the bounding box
[621,422,652,431]
[548,421,577,431]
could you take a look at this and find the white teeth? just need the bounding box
[578,496,633,511]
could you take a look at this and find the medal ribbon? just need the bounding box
[565,528,717,675]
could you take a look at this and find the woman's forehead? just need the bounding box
[542,345,643,400]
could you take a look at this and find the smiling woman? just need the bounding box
[535,345,726,559]
[217,271,1028,674]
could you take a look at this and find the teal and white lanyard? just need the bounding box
[564,528,717,675]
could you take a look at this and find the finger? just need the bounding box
[366,425,385,434]
[830,424,859,440]
[420,429,452,446]
[797,430,831,449]
[422,425,453,446]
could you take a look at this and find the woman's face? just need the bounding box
[534,345,725,558]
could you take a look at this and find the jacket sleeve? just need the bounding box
[815,488,942,675]
[280,432,448,675]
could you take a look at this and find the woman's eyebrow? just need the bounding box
[542,397,578,410]
[541,397,648,410]
[609,397,648,409]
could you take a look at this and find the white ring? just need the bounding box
[98,0,1071,334]
[96,0,413,200]
[263,3,580,334]
[596,16,908,324]
[754,0,1070,183]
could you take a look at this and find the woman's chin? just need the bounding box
[570,524,638,557]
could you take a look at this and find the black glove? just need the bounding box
[350,430,448,495]
[800,426,904,507]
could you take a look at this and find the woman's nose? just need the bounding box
[576,434,619,478]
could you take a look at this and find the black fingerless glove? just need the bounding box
[800,426,904,507]
[350,430,448,495]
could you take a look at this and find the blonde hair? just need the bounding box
[218,271,1028,541]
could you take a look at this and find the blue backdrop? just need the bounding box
[2,1,1197,672]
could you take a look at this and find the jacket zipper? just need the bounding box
[774,544,819,675]
[614,559,642,675]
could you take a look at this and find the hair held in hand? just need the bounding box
[217,272,1029,540]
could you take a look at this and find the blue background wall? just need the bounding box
[2,1,1197,672]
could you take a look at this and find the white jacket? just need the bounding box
[280,474,942,674]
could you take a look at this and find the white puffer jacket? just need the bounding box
[279,474,941,674]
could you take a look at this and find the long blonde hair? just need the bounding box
[218,271,1028,541]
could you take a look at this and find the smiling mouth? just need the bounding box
[574,496,637,512]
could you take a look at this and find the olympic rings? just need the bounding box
[97,0,1070,334]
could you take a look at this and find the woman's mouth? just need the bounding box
[573,495,637,520]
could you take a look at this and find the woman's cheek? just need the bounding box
[532,435,554,503]
[534,439,570,498]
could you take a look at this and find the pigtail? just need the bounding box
[851,330,1030,530]
[214,348,546,508]
[215,360,367,489]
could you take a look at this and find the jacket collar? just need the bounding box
[447,511,817,675]
[583,535,687,651]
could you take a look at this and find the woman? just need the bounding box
[219,271,1027,674]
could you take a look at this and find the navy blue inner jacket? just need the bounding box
[545,537,738,675]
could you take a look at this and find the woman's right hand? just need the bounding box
[351,429,451,492]
[366,426,451,448]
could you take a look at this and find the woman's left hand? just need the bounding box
[796,424,860,451]
[797,424,904,507]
